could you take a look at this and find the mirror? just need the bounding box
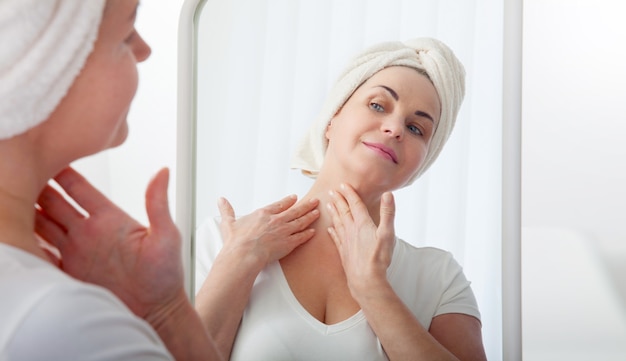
[178,0,519,359]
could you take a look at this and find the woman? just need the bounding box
[195,39,487,360]
[0,1,221,360]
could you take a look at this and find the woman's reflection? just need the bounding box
[194,38,487,361]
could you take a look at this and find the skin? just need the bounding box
[195,66,487,360]
[0,0,222,359]
[35,0,149,175]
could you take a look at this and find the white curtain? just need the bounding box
[195,0,503,358]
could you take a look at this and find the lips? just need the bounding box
[362,141,398,163]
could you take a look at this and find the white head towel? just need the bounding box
[0,0,106,140]
[290,38,465,186]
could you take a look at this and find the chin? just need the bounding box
[109,122,130,148]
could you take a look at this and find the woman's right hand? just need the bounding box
[216,195,320,270]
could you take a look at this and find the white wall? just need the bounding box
[523,0,626,272]
[522,0,626,359]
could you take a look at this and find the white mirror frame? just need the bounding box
[176,0,522,358]
[502,0,523,359]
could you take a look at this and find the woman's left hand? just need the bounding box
[326,183,396,299]
[34,167,185,320]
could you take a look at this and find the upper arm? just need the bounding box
[429,313,487,361]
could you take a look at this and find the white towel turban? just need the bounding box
[0,0,106,140]
[290,38,466,186]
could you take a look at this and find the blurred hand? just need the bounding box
[326,184,396,297]
[217,195,320,269]
[35,166,184,320]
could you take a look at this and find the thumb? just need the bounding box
[217,197,236,222]
[378,192,395,240]
[145,168,177,236]
[217,197,236,241]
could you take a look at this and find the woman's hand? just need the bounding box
[216,195,320,270]
[194,195,319,358]
[36,166,225,360]
[35,166,184,320]
[326,183,396,299]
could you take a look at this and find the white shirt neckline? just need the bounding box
[269,239,401,336]
[270,261,366,335]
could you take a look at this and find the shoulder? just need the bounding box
[388,238,480,326]
[0,245,172,360]
[389,239,464,288]
[391,238,460,272]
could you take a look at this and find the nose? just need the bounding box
[381,116,404,140]
[134,32,152,63]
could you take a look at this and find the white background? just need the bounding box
[521,0,626,359]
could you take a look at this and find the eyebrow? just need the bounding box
[376,85,435,123]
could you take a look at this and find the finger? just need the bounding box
[327,226,342,249]
[34,208,70,251]
[286,206,320,232]
[284,227,316,249]
[282,198,320,223]
[326,201,345,234]
[378,192,396,239]
[36,234,62,267]
[265,194,297,214]
[145,168,178,240]
[337,183,368,216]
[217,197,236,223]
[329,189,352,220]
[41,247,62,267]
[37,184,85,230]
[53,167,116,214]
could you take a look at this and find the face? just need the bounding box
[41,0,150,161]
[324,66,441,192]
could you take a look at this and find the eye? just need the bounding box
[369,102,384,112]
[407,123,423,136]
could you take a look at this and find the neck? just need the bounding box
[301,175,383,227]
[0,136,57,261]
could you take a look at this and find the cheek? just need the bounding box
[99,58,138,120]
[115,57,139,104]
[406,143,429,172]
[86,59,137,150]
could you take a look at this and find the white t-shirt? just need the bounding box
[0,243,173,361]
[196,217,481,361]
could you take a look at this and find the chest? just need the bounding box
[230,261,389,361]
[279,241,360,325]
